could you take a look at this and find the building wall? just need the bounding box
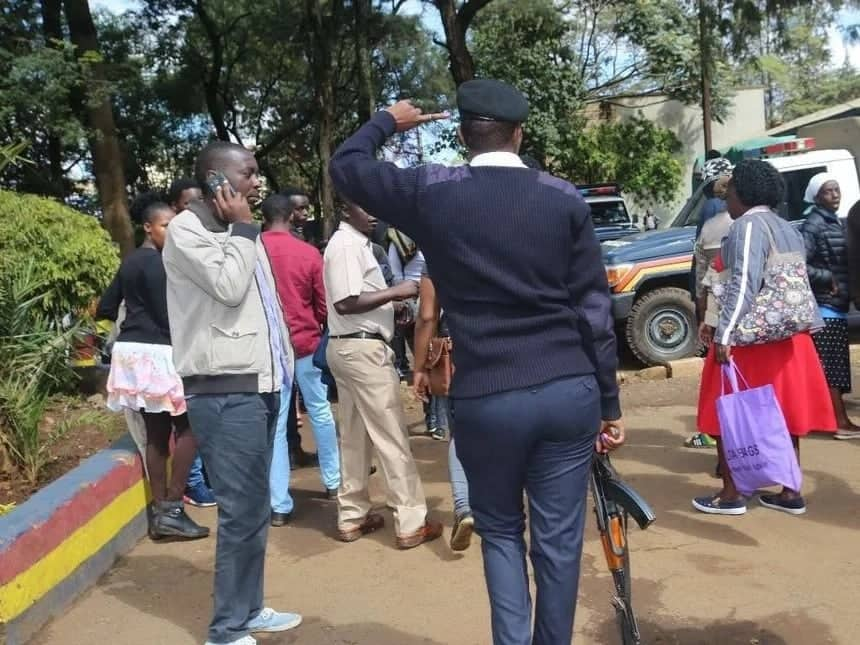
[594,88,767,222]
[797,117,860,178]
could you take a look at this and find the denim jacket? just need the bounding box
[716,208,823,346]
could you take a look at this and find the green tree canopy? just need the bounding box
[470,0,683,203]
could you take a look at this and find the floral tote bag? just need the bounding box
[712,220,819,346]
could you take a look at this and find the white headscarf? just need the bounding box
[804,172,839,204]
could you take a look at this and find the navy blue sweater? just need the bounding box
[330,111,620,419]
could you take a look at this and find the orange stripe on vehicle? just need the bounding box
[616,256,693,293]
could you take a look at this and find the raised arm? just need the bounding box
[329,102,448,233]
[162,215,258,308]
[329,112,422,232]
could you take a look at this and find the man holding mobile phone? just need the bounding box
[163,142,302,645]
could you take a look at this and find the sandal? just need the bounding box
[684,432,717,449]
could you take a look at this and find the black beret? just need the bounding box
[457,79,529,123]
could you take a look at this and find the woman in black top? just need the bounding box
[98,194,208,540]
[800,175,859,438]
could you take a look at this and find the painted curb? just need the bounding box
[0,434,148,645]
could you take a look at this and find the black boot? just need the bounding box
[151,501,210,540]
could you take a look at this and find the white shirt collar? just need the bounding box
[338,221,370,245]
[469,152,527,168]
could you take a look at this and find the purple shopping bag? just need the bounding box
[716,360,802,496]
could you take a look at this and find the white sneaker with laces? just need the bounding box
[247,607,302,633]
[203,635,256,645]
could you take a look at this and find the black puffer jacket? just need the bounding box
[800,206,850,312]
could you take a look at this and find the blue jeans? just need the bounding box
[187,392,278,643]
[185,453,205,488]
[270,356,341,513]
[426,394,451,431]
[443,398,470,517]
[454,375,600,645]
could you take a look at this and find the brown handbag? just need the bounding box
[426,337,454,396]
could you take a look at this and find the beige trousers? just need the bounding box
[327,338,427,536]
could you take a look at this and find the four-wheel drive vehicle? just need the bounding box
[603,138,860,366]
[581,184,642,243]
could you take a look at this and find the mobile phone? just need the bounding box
[205,171,235,197]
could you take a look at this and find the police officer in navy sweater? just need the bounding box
[330,80,625,645]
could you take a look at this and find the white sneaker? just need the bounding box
[204,636,256,645]
[247,607,302,633]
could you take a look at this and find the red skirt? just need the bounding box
[697,333,836,436]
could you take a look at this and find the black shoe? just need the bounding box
[326,487,338,500]
[271,511,292,527]
[290,448,319,470]
[450,512,475,552]
[369,465,377,476]
[151,502,209,540]
[759,493,807,515]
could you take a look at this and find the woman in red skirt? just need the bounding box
[694,160,836,517]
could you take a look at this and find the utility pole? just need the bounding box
[699,0,713,155]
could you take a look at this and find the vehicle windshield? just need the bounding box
[590,201,630,226]
[671,184,706,228]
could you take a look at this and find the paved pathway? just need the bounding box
[33,378,860,644]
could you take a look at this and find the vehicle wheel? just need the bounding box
[625,287,699,366]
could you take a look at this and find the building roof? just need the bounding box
[767,98,860,136]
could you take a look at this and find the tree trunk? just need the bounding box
[40,0,66,198]
[192,0,230,141]
[63,0,134,257]
[698,0,713,155]
[258,157,281,194]
[317,98,336,240]
[306,0,338,238]
[353,0,374,122]
[432,0,493,86]
[434,0,474,85]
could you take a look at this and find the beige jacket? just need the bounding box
[162,206,293,395]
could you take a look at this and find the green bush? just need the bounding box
[0,263,82,484]
[0,190,119,318]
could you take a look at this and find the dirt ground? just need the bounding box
[0,396,125,506]
[31,375,860,645]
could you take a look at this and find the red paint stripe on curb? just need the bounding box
[0,458,143,585]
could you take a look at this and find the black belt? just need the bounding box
[329,331,387,342]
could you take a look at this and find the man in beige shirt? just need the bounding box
[324,202,442,549]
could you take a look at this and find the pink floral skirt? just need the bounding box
[106,342,186,415]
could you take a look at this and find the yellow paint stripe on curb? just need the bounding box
[0,479,147,621]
